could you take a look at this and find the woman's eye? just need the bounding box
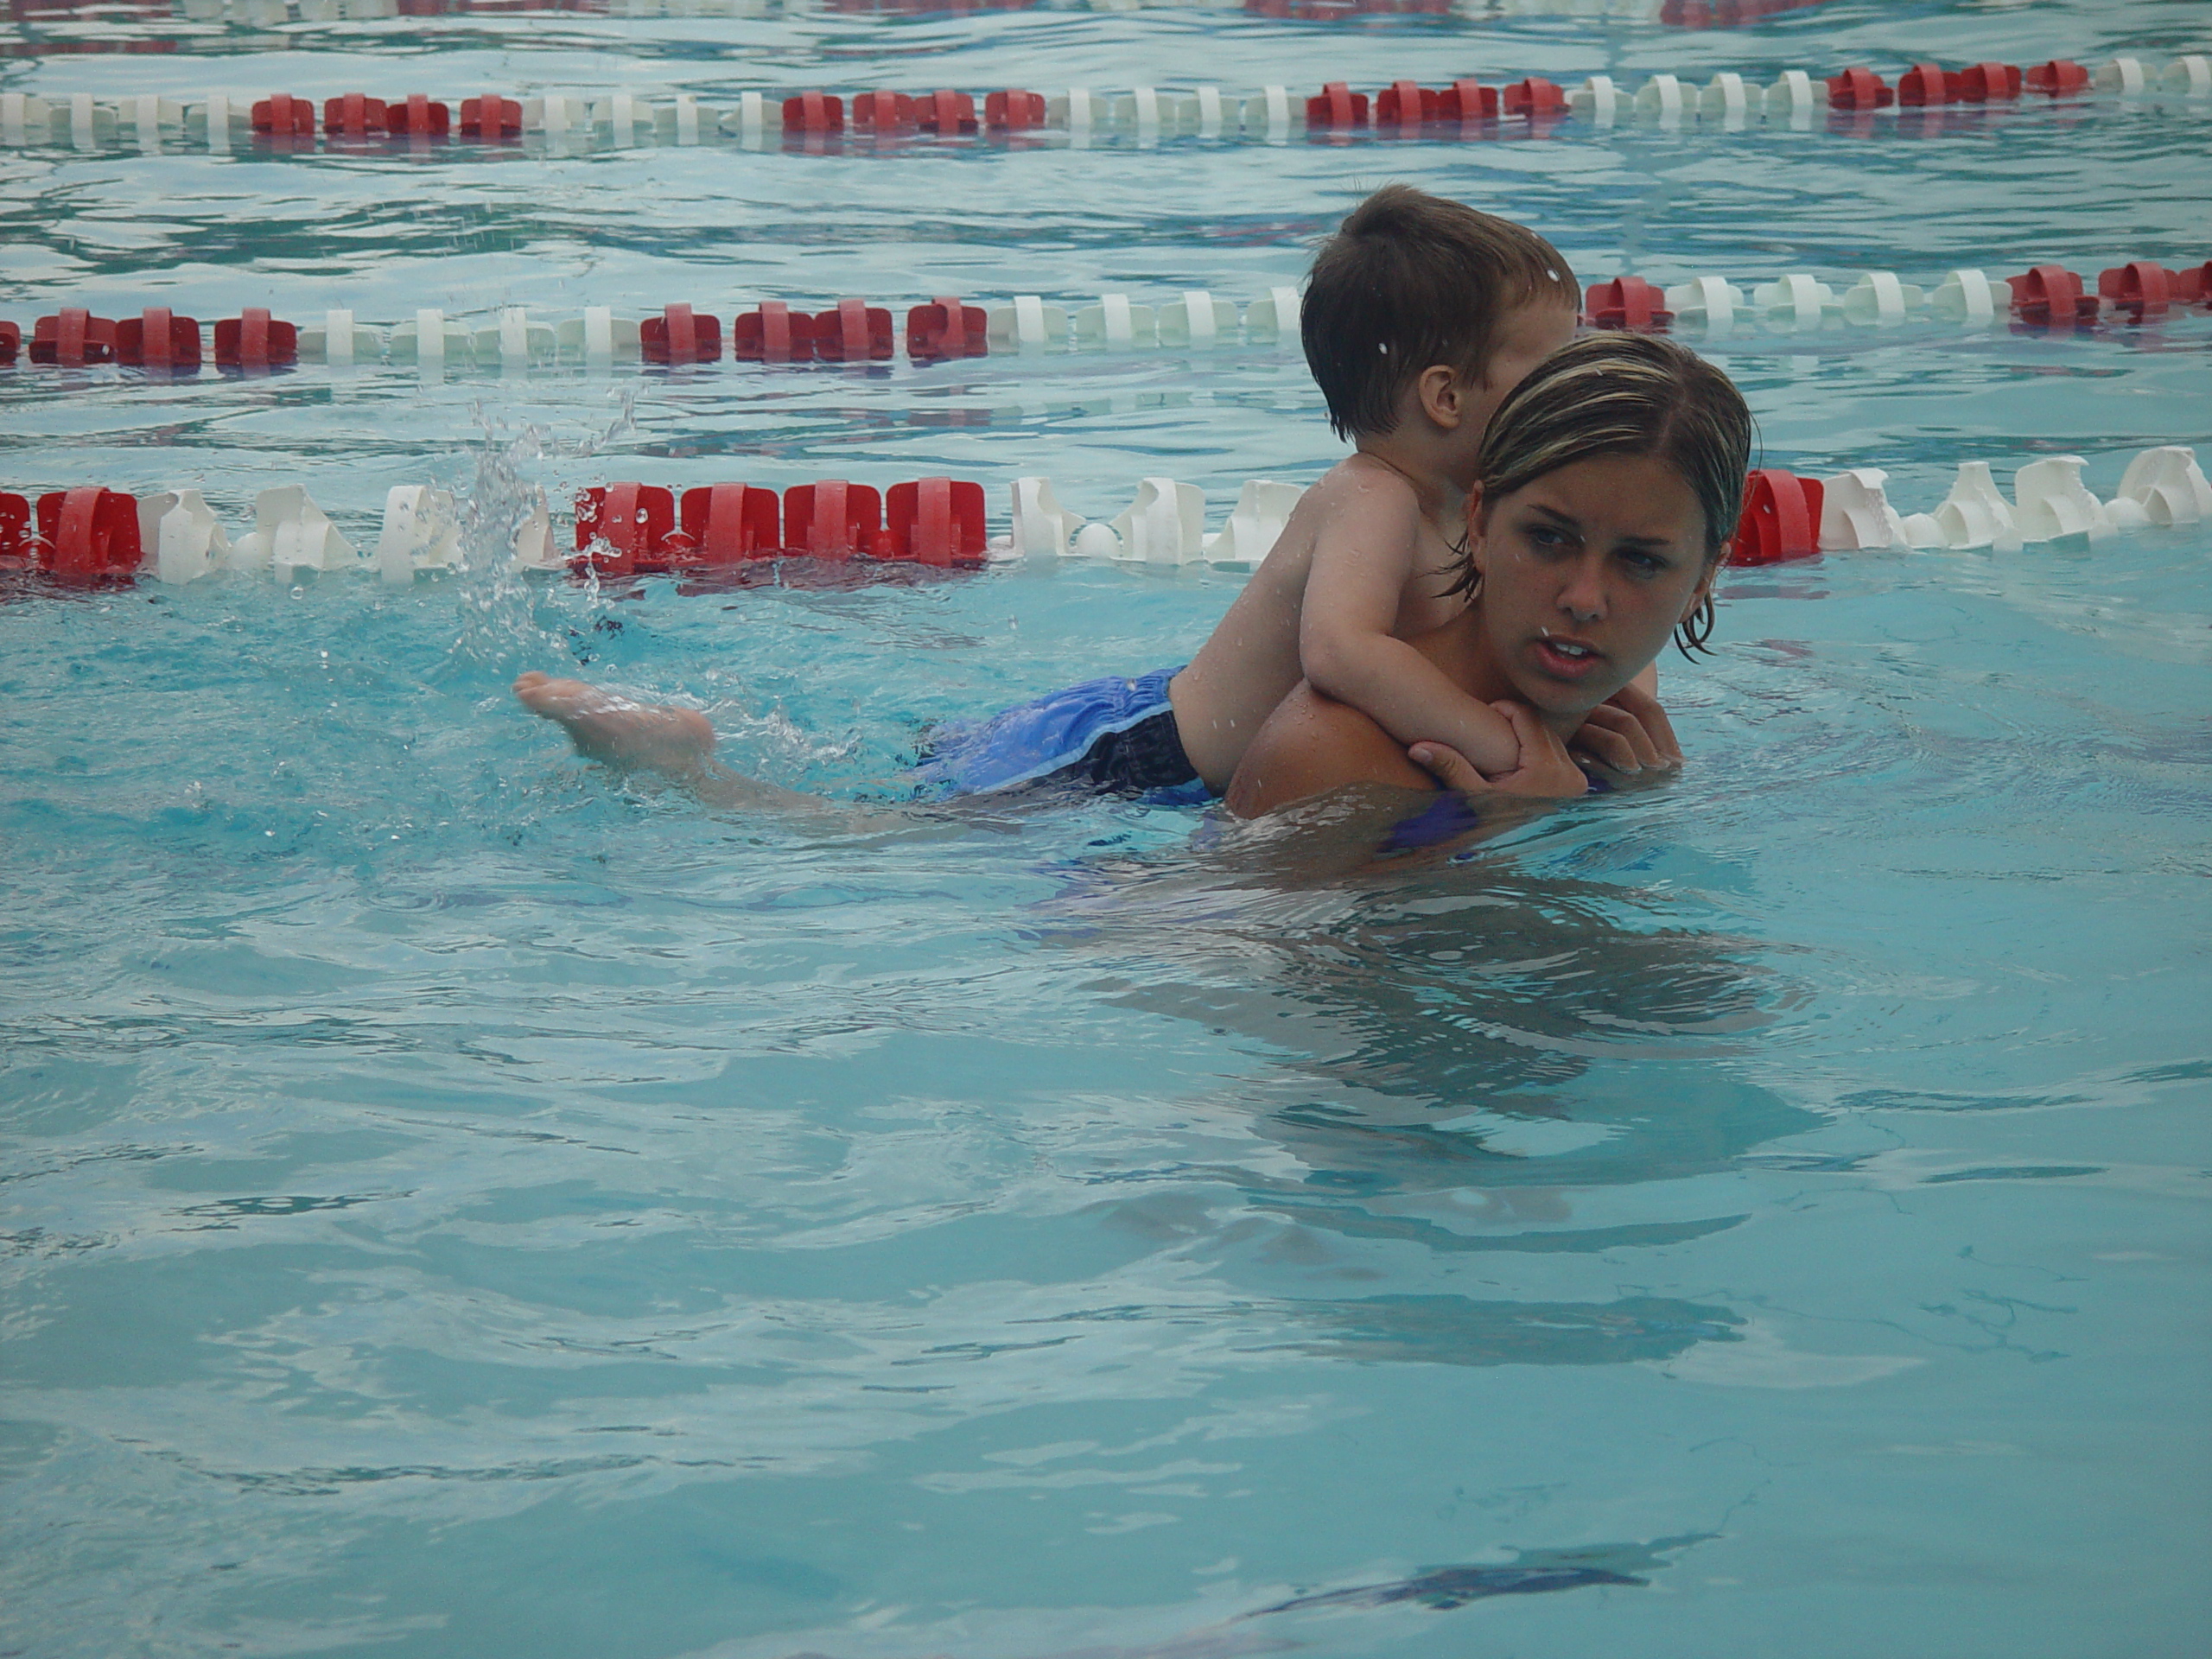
[1526,524,1568,550]
[1618,548,1665,575]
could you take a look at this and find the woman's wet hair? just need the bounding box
[1302,184,1580,442]
[1461,333,1754,656]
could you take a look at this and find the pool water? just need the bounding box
[3,2,2209,1656]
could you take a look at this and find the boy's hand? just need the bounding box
[1410,702,1587,798]
[1568,683,1682,780]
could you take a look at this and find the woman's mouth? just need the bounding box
[1531,633,1606,679]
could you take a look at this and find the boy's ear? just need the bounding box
[1416,364,1465,430]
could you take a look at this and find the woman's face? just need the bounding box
[1467,452,1717,724]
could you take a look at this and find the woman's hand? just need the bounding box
[1567,683,1682,782]
[1409,702,1588,798]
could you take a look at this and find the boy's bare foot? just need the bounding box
[513,671,717,775]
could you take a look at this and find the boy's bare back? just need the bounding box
[1167,453,1466,792]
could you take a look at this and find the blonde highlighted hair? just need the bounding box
[1465,333,1753,654]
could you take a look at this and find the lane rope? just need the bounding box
[2,58,2205,156]
[3,446,2205,588]
[3,259,2204,378]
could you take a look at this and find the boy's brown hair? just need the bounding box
[1301,184,1580,440]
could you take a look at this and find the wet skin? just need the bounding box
[1225,451,1716,817]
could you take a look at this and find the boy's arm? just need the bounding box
[1297,487,1522,776]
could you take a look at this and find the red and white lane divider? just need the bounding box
[0,475,1011,586]
[2,57,2203,156]
[3,260,2203,381]
[3,446,2204,589]
[1728,449,2212,564]
[1584,260,2209,334]
[0,296,1290,370]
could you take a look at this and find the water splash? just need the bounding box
[442,390,638,677]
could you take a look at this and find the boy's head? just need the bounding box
[1301,184,1580,443]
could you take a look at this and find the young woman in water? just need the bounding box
[516,334,1752,829]
[1224,330,1751,817]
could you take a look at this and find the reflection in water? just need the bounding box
[1035,802,1817,1378]
[1284,1293,1742,1368]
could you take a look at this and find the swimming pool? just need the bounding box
[3,2,2209,1655]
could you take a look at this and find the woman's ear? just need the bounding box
[1462,481,1490,571]
[1678,558,1719,625]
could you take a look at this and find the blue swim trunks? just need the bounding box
[912,664,1214,806]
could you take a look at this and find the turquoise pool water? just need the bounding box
[4,3,2209,1656]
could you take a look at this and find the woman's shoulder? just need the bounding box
[1224,682,1436,817]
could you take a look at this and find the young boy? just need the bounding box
[911,183,1582,804]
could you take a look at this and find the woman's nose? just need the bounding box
[1557,555,1607,622]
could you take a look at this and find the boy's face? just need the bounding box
[1466,300,1579,442]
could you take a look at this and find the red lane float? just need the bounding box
[887,478,988,565]
[391,94,450,137]
[2025,60,2091,95]
[1826,67,1894,110]
[784,91,844,136]
[1897,63,1950,106]
[676,484,780,563]
[1306,82,1368,128]
[2099,259,2211,312]
[0,492,32,571]
[114,308,202,369]
[0,320,18,364]
[2007,264,2100,327]
[1729,469,1826,567]
[1584,276,1673,332]
[1499,78,1567,117]
[986,89,1046,131]
[906,296,988,361]
[784,480,882,558]
[572,479,986,569]
[213,308,299,368]
[1955,61,2024,100]
[0,492,28,571]
[811,299,894,363]
[852,90,914,133]
[460,94,522,138]
[734,301,813,364]
[641,302,724,365]
[573,483,676,576]
[322,93,388,136]
[919,89,978,135]
[30,308,117,366]
[1374,79,1499,124]
[0,487,143,582]
[251,92,315,137]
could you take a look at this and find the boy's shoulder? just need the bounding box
[1304,451,1425,514]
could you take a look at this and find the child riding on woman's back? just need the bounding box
[519,184,1598,802]
[909,183,1586,801]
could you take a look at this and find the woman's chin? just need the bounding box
[1508,671,1619,723]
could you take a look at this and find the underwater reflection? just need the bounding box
[1035,798,1821,1367]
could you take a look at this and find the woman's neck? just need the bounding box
[1420,601,1591,739]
